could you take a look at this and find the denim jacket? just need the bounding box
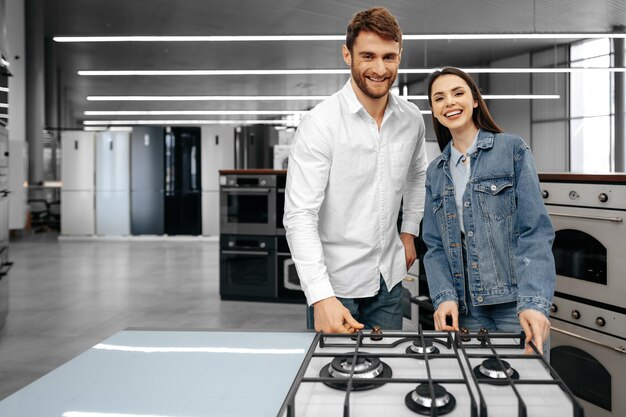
[422,129,555,317]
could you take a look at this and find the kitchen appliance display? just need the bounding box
[281,329,583,417]
[540,174,626,417]
[219,234,277,301]
[276,235,306,303]
[220,173,277,235]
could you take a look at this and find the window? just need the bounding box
[569,39,613,173]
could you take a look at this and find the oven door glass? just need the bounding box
[550,322,625,417]
[547,205,625,308]
[220,188,276,235]
[276,253,306,303]
[220,248,276,300]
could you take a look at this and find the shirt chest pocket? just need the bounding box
[473,177,516,221]
[389,140,414,182]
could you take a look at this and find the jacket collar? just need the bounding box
[436,129,495,167]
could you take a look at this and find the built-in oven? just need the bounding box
[276,236,306,303]
[219,173,276,235]
[540,173,626,417]
[219,234,277,301]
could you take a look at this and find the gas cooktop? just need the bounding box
[280,329,584,417]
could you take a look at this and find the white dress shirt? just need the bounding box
[284,80,428,305]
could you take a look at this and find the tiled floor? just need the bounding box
[0,232,306,400]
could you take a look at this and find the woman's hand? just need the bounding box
[433,300,459,331]
[518,309,550,354]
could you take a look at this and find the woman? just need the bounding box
[422,67,555,354]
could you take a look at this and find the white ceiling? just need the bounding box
[42,0,626,127]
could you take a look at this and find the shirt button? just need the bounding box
[490,184,497,192]
[476,295,484,303]
[471,262,478,268]
[467,231,474,237]
[464,201,470,208]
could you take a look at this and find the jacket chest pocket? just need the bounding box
[473,178,516,220]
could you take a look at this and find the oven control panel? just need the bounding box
[550,296,626,339]
[540,182,626,209]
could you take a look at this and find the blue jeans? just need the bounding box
[307,276,403,330]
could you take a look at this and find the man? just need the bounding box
[284,7,427,334]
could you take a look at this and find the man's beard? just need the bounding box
[351,64,397,100]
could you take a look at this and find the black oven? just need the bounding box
[219,235,277,301]
[276,236,305,303]
[220,174,276,235]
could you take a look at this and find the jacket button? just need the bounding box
[471,262,478,268]
[490,184,497,192]
[464,201,470,208]
[476,295,484,303]
[467,231,474,237]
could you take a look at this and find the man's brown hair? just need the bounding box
[345,7,402,52]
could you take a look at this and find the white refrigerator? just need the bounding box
[201,126,234,236]
[61,131,95,235]
[95,131,130,235]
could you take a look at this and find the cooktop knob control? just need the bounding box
[568,191,579,200]
[550,304,558,313]
[598,193,609,203]
[595,317,606,327]
[571,310,581,320]
[542,190,549,199]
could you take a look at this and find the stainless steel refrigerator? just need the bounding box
[95,131,130,235]
[131,127,164,235]
[61,131,95,236]
[201,125,234,236]
[165,127,201,235]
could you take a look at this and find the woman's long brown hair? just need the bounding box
[427,67,503,151]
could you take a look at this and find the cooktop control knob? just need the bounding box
[598,193,609,203]
[550,304,558,313]
[542,190,549,199]
[595,317,606,327]
[568,191,579,200]
[571,310,581,320]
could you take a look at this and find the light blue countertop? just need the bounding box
[0,330,316,417]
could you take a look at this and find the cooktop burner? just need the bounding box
[405,337,440,356]
[473,356,520,384]
[319,352,393,391]
[285,329,584,417]
[405,383,457,415]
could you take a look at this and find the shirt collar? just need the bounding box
[340,79,403,116]
[450,130,479,167]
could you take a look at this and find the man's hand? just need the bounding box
[313,297,364,334]
[433,300,459,331]
[400,232,417,269]
[518,309,550,355]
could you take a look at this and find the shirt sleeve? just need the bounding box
[400,115,428,236]
[283,113,335,306]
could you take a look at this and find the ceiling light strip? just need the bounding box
[87,95,329,101]
[77,68,626,76]
[86,94,560,101]
[54,33,626,43]
[83,119,299,126]
[84,110,308,116]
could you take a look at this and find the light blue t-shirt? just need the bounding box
[450,131,479,233]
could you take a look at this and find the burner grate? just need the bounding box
[278,327,586,417]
